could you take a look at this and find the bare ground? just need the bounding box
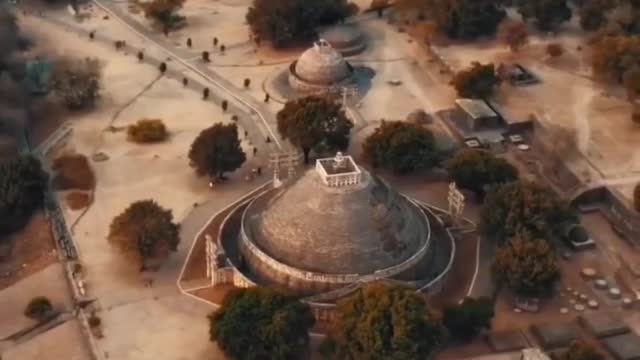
[0,211,57,290]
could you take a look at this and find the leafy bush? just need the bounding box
[24,296,53,320]
[127,119,168,143]
[547,43,565,57]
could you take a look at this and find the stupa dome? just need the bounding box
[239,154,432,296]
[289,39,355,92]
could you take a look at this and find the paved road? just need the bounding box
[92,0,295,153]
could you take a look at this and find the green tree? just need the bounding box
[516,0,572,31]
[558,341,605,360]
[451,62,501,99]
[362,120,439,174]
[142,0,186,28]
[108,200,180,270]
[209,287,315,360]
[634,183,640,212]
[0,155,48,236]
[427,0,506,40]
[480,180,576,243]
[246,0,351,48]
[50,57,102,111]
[447,149,518,198]
[492,235,560,297]
[324,282,444,360]
[442,297,494,343]
[276,95,352,164]
[188,123,246,179]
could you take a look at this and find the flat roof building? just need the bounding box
[455,98,501,131]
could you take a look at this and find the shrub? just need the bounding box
[547,43,564,57]
[88,314,102,328]
[24,296,53,320]
[52,153,95,190]
[127,119,168,143]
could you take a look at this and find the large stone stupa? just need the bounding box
[288,39,355,92]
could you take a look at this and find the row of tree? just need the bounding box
[209,283,495,360]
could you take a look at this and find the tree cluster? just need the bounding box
[362,120,439,174]
[442,297,494,343]
[108,200,180,270]
[50,57,102,111]
[480,180,576,243]
[246,0,353,48]
[0,155,48,236]
[515,0,572,32]
[209,287,315,360]
[127,119,168,143]
[591,35,640,92]
[424,0,506,40]
[451,62,501,99]
[577,0,640,33]
[188,123,246,179]
[277,95,352,163]
[142,0,186,29]
[446,149,518,198]
[323,282,445,360]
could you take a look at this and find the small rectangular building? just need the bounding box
[456,98,501,131]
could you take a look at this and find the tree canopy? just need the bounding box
[591,35,640,83]
[447,149,518,198]
[108,200,180,269]
[188,123,246,179]
[516,0,572,31]
[450,62,501,99]
[558,341,605,360]
[142,0,186,28]
[362,120,439,174]
[50,57,102,111]
[480,180,576,243]
[0,155,48,236]
[209,287,315,360]
[425,0,506,40]
[324,282,445,360]
[246,0,352,48]
[492,235,560,298]
[276,95,352,163]
[442,297,494,343]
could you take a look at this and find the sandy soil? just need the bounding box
[0,212,58,291]
[2,319,92,360]
[0,263,73,339]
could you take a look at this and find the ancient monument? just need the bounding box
[288,39,356,93]
[205,153,453,318]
